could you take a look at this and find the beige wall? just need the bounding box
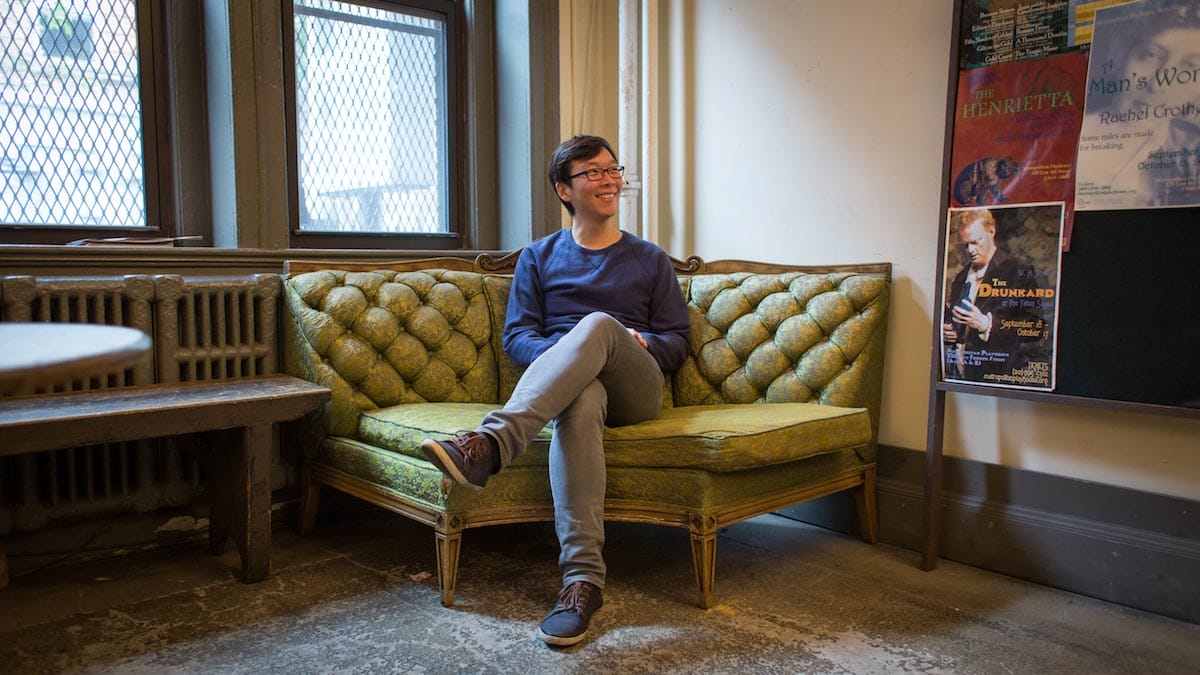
[625,0,1199,499]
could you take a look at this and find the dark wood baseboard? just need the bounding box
[779,445,1200,625]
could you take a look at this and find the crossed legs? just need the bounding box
[478,312,663,587]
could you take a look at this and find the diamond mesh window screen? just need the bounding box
[0,0,146,228]
[294,1,448,234]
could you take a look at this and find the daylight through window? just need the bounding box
[0,0,147,229]
[292,0,449,235]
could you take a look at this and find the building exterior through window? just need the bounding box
[292,0,449,236]
[0,0,148,230]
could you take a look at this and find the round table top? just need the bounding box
[0,323,152,394]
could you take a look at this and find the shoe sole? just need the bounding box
[419,439,484,492]
[537,627,587,647]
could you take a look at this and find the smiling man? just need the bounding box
[421,135,691,647]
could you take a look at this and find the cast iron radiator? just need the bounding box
[0,274,283,535]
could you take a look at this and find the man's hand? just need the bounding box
[951,300,991,334]
[942,322,959,343]
[628,328,648,349]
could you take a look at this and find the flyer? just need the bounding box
[950,51,1088,248]
[1075,0,1200,210]
[960,0,1082,69]
[941,204,1064,391]
[1067,0,1139,45]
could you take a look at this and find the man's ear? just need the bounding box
[555,181,572,204]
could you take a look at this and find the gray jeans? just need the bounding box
[478,312,664,589]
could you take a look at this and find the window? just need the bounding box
[0,0,169,244]
[284,0,462,249]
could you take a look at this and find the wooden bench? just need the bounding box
[0,375,330,588]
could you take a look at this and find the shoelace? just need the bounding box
[555,582,592,612]
[452,431,491,462]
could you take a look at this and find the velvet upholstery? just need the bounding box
[283,254,891,608]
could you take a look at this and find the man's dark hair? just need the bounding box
[548,135,618,215]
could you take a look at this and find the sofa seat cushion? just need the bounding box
[606,403,871,472]
[358,403,554,469]
[312,434,871,515]
[358,401,870,473]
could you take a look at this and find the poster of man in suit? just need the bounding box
[941,204,1064,390]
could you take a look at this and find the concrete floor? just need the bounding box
[2,508,1197,674]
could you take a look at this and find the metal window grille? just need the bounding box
[0,0,146,229]
[293,0,448,235]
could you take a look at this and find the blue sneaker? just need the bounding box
[420,432,498,491]
[537,581,603,647]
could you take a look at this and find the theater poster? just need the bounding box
[941,204,1064,391]
[959,0,1136,69]
[1068,0,1141,46]
[1075,0,1200,210]
[951,51,1089,248]
[960,0,1082,69]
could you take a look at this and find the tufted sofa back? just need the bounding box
[283,257,890,439]
[674,270,889,437]
[285,268,499,436]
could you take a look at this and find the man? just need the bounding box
[942,208,1038,381]
[420,135,691,646]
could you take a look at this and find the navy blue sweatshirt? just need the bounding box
[502,229,691,372]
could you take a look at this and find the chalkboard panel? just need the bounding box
[1054,211,1200,408]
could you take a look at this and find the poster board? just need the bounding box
[924,0,1200,573]
[934,0,1200,414]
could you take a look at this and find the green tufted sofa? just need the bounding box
[283,253,890,608]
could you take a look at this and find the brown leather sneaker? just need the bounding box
[419,431,498,491]
[537,580,603,647]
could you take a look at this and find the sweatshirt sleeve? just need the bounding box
[501,248,555,368]
[640,250,691,373]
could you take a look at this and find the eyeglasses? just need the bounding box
[566,166,625,182]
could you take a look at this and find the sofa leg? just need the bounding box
[855,467,879,544]
[434,516,464,607]
[296,463,320,536]
[689,514,718,609]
